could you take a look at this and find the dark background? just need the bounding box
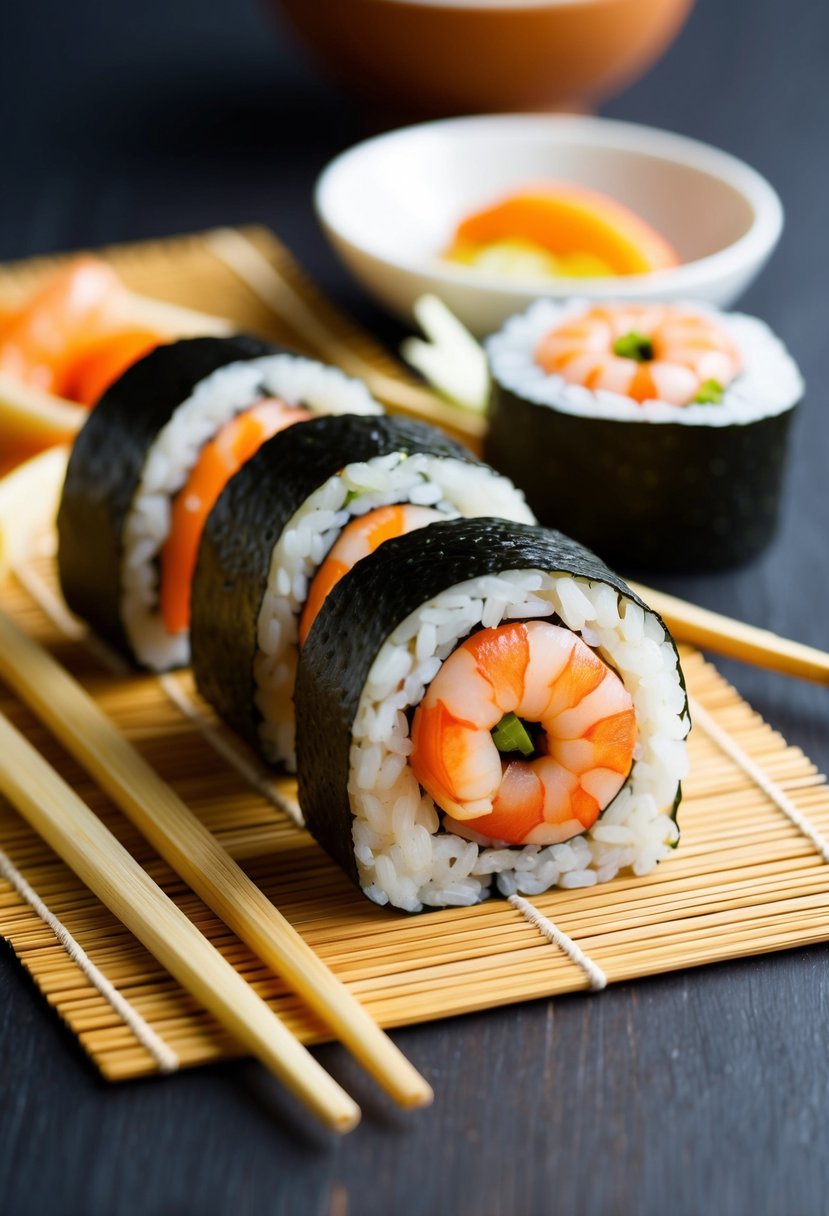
[2,1,829,1213]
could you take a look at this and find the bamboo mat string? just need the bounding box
[689,695,829,863]
[508,894,608,991]
[0,844,180,1073]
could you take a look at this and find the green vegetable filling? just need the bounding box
[491,712,536,758]
[692,379,725,404]
[612,331,654,362]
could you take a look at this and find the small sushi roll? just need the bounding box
[191,415,535,770]
[485,300,804,570]
[57,336,381,669]
[296,518,689,912]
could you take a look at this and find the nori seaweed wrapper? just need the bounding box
[191,414,475,751]
[485,380,799,573]
[57,334,275,658]
[296,516,685,891]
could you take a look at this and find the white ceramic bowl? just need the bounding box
[315,114,784,337]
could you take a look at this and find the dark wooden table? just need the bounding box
[2,1,828,1212]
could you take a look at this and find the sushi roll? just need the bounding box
[57,335,381,669]
[191,414,535,770]
[296,518,689,912]
[485,300,804,570]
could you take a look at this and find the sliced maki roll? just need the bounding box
[191,414,534,770]
[57,336,381,669]
[485,300,804,570]
[296,518,689,912]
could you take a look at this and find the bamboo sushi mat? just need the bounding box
[2,228,829,1082]
[5,551,829,1081]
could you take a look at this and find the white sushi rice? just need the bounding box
[486,298,803,426]
[349,573,689,912]
[253,454,536,767]
[119,354,381,670]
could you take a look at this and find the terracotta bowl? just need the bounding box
[272,0,695,116]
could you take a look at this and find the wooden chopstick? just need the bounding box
[0,710,360,1133]
[0,609,433,1110]
[629,581,829,685]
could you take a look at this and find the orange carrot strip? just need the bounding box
[63,330,161,406]
[299,505,439,647]
[299,557,351,648]
[159,400,309,635]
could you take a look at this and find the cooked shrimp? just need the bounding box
[298,504,444,646]
[535,303,742,406]
[410,619,636,846]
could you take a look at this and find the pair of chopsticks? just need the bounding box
[0,608,432,1133]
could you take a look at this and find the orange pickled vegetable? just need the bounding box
[63,329,160,406]
[0,256,166,409]
[0,257,128,395]
[159,400,311,635]
[445,183,679,277]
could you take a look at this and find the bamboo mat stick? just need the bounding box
[116,291,233,339]
[629,581,829,685]
[0,609,433,1110]
[0,711,360,1133]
